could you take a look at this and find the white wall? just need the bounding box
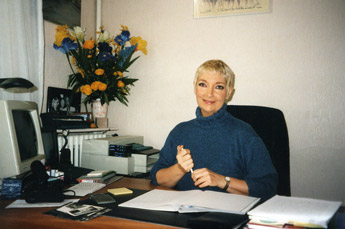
[44,0,345,204]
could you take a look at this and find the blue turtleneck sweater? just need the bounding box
[150,104,277,199]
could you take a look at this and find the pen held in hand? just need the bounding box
[181,147,194,174]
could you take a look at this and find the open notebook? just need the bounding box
[119,189,260,215]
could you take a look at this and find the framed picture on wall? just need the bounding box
[194,0,271,18]
[47,87,81,115]
[43,0,81,27]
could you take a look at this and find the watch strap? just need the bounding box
[223,176,230,191]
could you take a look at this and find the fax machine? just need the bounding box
[81,135,159,175]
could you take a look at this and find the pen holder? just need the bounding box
[96,117,108,128]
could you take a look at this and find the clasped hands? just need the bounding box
[176,145,224,189]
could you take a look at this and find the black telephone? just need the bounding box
[21,160,65,203]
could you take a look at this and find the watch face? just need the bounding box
[225,176,230,182]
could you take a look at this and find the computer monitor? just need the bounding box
[0,100,45,178]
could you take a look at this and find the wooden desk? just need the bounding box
[0,177,173,229]
[1,177,343,229]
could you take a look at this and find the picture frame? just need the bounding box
[194,0,271,19]
[47,87,81,115]
[43,0,81,27]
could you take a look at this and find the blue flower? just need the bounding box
[118,45,137,67]
[114,30,131,46]
[53,38,77,54]
[98,52,113,62]
[98,42,112,53]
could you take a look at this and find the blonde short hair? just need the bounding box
[194,59,235,91]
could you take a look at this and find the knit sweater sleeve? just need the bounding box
[241,135,278,199]
[149,129,177,185]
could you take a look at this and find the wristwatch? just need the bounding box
[223,176,230,191]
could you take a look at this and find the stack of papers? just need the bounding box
[119,189,260,215]
[86,170,115,177]
[247,195,342,228]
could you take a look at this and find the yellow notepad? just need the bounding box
[108,187,133,196]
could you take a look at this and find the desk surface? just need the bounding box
[1,177,344,229]
[0,177,173,229]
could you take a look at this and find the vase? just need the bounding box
[92,99,108,118]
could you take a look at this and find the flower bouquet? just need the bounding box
[53,25,147,106]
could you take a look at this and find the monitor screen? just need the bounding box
[0,100,45,178]
[12,110,39,161]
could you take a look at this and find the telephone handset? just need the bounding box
[22,160,65,203]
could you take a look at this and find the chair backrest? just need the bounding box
[227,105,291,196]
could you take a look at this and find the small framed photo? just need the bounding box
[71,112,93,122]
[47,87,81,115]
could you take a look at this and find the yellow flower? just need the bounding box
[56,25,69,33]
[81,85,92,96]
[117,71,123,77]
[95,69,104,75]
[99,82,107,91]
[120,25,129,31]
[117,80,125,88]
[54,33,65,46]
[54,25,74,46]
[84,40,95,49]
[115,46,121,54]
[91,81,100,91]
[78,69,85,78]
[87,54,92,58]
[130,36,148,55]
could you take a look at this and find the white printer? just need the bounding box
[81,135,159,175]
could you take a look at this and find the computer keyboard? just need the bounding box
[66,182,106,197]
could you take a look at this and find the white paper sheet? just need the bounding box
[5,199,79,208]
[119,189,260,215]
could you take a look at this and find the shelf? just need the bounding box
[56,127,118,134]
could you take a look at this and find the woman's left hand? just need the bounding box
[191,168,224,189]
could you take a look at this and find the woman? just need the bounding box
[51,97,59,112]
[150,59,277,199]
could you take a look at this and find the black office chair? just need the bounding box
[227,105,291,196]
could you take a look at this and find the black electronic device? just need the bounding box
[21,160,65,203]
[54,128,94,185]
[40,113,89,130]
[90,193,116,205]
[41,128,60,169]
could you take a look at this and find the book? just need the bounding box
[118,189,260,215]
[86,170,116,178]
[247,195,342,228]
[77,172,116,183]
[108,187,133,196]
